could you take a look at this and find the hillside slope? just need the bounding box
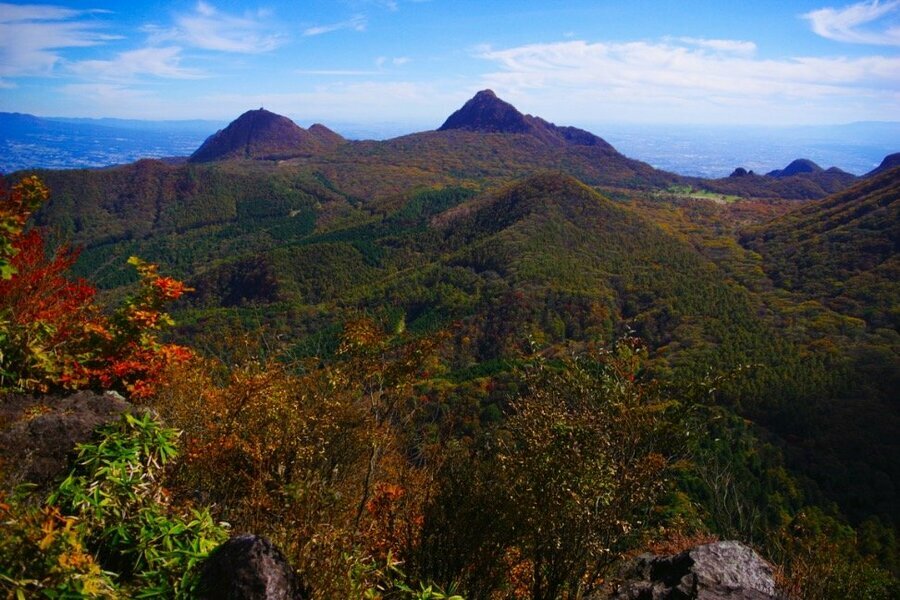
[190,109,327,162]
[742,165,900,329]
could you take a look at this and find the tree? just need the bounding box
[496,340,682,600]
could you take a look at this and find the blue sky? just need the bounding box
[1,0,898,130]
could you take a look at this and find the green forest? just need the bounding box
[2,112,899,599]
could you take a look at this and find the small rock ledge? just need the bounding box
[611,541,778,600]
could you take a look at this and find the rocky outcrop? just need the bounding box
[0,390,132,489]
[611,541,778,599]
[198,534,307,600]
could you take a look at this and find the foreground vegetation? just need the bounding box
[2,174,897,598]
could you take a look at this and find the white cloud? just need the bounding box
[203,81,447,122]
[477,39,900,124]
[804,0,900,45]
[56,83,179,118]
[296,69,382,76]
[61,82,150,99]
[0,4,118,77]
[69,46,204,80]
[676,37,757,55]
[303,15,366,36]
[0,3,80,22]
[147,1,282,53]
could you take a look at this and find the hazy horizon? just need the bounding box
[4,107,896,176]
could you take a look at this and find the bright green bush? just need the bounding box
[1,412,228,599]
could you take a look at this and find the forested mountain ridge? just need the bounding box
[4,93,899,596]
[742,165,900,330]
[189,108,345,162]
[868,152,900,177]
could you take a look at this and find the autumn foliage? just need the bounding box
[0,176,191,398]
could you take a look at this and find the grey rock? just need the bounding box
[198,534,307,600]
[612,541,778,599]
[0,390,132,490]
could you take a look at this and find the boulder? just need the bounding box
[0,390,132,489]
[611,541,778,599]
[198,534,307,600]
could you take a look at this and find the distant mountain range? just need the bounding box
[4,103,898,178]
[0,112,219,172]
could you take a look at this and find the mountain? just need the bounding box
[766,158,823,177]
[438,89,614,150]
[0,112,213,173]
[867,152,900,177]
[6,94,900,590]
[738,166,900,525]
[699,158,857,200]
[742,164,900,330]
[0,112,49,132]
[307,123,345,150]
[189,109,326,162]
[16,142,900,567]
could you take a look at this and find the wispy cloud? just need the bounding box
[297,56,408,77]
[0,3,119,77]
[477,39,900,123]
[61,82,152,100]
[296,69,382,76]
[804,0,900,45]
[375,55,411,67]
[58,83,172,118]
[303,15,366,36]
[69,46,204,80]
[203,81,444,122]
[147,1,281,53]
[0,3,82,22]
[676,37,757,55]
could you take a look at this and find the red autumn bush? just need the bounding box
[0,176,192,398]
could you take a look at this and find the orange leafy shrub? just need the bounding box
[0,175,192,398]
[154,321,446,598]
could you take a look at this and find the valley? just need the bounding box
[3,90,898,598]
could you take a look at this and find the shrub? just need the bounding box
[0,176,192,397]
[2,412,228,598]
